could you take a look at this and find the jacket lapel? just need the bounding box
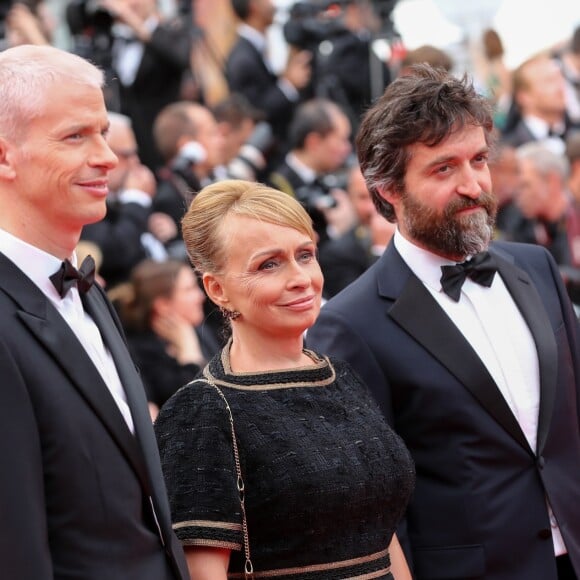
[82,287,177,543]
[0,254,151,493]
[490,247,558,454]
[379,243,531,451]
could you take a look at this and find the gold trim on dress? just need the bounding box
[173,519,242,531]
[182,538,242,550]
[202,341,336,391]
[205,369,337,391]
[228,547,390,578]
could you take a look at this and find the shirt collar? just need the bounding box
[393,229,458,293]
[285,152,317,184]
[0,227,74,301]
[237,23,267,53]
[523,115,565,139]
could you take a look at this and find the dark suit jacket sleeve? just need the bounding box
[0,338,52,577]
[226,40,295,128]
[306,306,396,425]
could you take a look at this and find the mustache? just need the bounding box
[446,191,497,216]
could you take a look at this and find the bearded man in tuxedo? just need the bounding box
[307,64,580,580]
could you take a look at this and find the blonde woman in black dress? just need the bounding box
[155,180,415,580]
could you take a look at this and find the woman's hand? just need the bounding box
[152,312,205,366]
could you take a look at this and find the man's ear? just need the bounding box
[203,272,228,308]
[0,138,17,181]
[304,131,322,151]
[377,184,399,208]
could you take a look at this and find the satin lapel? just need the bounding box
[0,254,151,493]
[388,270,531,451]
[82,288,174,535]
[491,250,558,454]
[18,302,152,487]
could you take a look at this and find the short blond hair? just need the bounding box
[0,45,104,142]
[182,179,315,274]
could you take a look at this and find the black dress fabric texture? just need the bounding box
[154,341,415,579]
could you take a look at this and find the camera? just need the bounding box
[169,141,207,191]
[66,0,114,35]
[226,122,275,182]
[65,0,115,70]
[283,1,347,52]
[294,173,347,212]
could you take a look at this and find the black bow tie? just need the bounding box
[50,256,96,298]
[440,251,497,302]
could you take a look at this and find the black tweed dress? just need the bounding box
[155,340,415,579]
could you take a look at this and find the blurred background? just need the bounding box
[32,0,580,74]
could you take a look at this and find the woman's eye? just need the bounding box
[259,260,277,271]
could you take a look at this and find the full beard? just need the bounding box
[400,190,498,260]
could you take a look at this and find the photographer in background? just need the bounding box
[212,93,276,182]
[267,97,355,246]
[152,101,225,259]
[67,0,192,172]
[66,0,119,106]
[225,0,311,158]
[284,0,393,136]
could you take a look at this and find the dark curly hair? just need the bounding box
[356,64,494,222]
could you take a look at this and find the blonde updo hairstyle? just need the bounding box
[182,179,316,276]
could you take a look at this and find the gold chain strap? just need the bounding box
[201,375,254,579]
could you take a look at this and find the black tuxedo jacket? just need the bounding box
[0,253,189,579]
[307,240,580,580]
[226,36,297,145]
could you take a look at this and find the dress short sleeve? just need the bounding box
[154,379,243,550]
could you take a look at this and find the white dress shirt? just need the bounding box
[394,229,566,555]
[0,228,134,433]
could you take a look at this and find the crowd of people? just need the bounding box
[0,1,579,579]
